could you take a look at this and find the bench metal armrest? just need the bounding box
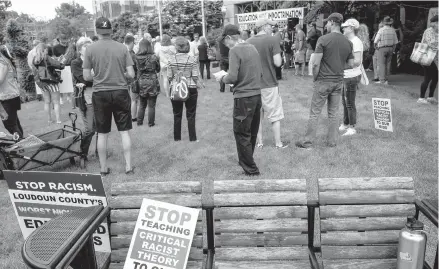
[307,200,320,269]
[415,199,438,227]
[22,205,110,269]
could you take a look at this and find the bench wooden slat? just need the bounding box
[111,234,204,249]
[111,221,203,235]
[215,192,307,206]
[109,261,203,269]
[215,233,308,247]
[321,217,407,232]
[319,190,415,205]
[215,246,309,260]
[96,252,110,269]
[323,259,396,269]
[111,209,204,222]
[318,177,414,191]
[111,181,202,196]
[322,246,397,259]
[110,194,202,208]
[320,204,416,218]
[215,219,307,233]
[215,260,311,269]
[111,247,205,263]
[321,230,400,245]
[214,179,307,192]
[214,206,308,219]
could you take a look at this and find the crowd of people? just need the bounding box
[0,12,436,176]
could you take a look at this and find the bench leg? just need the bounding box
[69,236,98,269]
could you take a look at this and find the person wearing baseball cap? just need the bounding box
[296,12,355,149]
[214,24,263,176]
[247,18,288,150]
[374,16,398,85]
[82,16,136,176]
[417,14,438,104]
[339,18,364,136]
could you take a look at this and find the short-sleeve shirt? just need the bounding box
[374,26,398,48]
[344,36,363,78]
[83,38,134,92]
[314,32,354,82]
[247,34,281,88]
[294,30,306,51]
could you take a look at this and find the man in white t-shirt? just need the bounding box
[339,18,363,136]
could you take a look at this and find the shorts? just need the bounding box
[261,86,284,123]
[92,90,132,134]
[295,50,306,64]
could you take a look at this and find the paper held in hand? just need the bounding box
[123,198,200,269]
[213,70,228,81]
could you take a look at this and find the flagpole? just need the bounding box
[201,0,206,37]
[158,0,163,38]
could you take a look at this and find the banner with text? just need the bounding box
[4,170,110,252]
[123,199,200,269]
[372,98,393,132]
[237,7,305,24]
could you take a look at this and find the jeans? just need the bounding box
[79,104,96,157]
[171,88,198,141]
[233,95,262,175]
[199,60,211,79]
[377,47,393,82]
[138,94,157,126]
[1,97,23,138]
[219,61,229,92]
[303,81,343,147]
[420,62,438,98]
[342,76,361,126]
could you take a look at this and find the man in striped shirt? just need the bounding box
[374,16,398,85]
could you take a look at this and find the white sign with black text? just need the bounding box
[372,98,393,132]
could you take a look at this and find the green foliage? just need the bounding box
[4,19,35,97]
[55,2,90,19]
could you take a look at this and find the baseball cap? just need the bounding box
[323,13,344,24]
[222,24,241,36]
[341,18,360,29]
[95,17,112,35]
[255,18,277,28]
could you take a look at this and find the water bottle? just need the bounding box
[397,217,427,269]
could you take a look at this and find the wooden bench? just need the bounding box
[108,181,206,269]
[316,177,417,269]
[205,179,318,269]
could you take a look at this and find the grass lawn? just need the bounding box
[0,67,437,268]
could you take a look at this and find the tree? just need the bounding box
[4,19,35,100]
[47,2,93,40]
[55,2,90,19]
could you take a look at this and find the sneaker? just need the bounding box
[295,141,312,150]
[417,98,428,104]
[339,124,349,131]
[373,78,379,82]
[427,97,437,103]
[275,143,289,149]
[342,128,357,136]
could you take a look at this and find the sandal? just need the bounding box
[100,168,111,176]
[257,143,264,149]
[56,121,62,124]
[125,166,135,175]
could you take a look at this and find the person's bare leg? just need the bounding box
[97,133,108,172]
[120,130,132,171]
[131,96,137,120]
[43,91,52,123]
[52,91,61,123]
[301,63,306,76]
[272,120,282,147]
[256,109,264,146]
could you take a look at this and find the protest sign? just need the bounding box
[4,170,110,252]
[372,98,393,132]
[123,199,200,269]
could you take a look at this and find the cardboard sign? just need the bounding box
[4,171,111,253]
[123,199,200,269]
[237,7,305,24]
[372,98,393,132]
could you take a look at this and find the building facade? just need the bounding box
[92,0,159,19]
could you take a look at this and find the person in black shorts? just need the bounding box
[83,17,136,175]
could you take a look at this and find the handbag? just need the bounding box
[410,42,436,66]
[169,55,191,102]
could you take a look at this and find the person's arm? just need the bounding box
[352,51,362,68]
[222,49,239,84]
[71,60,92,87]
[374,29,381,47]
[46,56,65,70]
[125,49,135,79]
[0,61,8,84]
[298,31,304,51]
[393,30,398,52]
[272,37,282,67]
[190,57,199,83]
[312,37,324,81]
[82,49,93,82]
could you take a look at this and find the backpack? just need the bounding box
[35,58,62,83]
[170,55,191,102]
[207,46,216,61]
